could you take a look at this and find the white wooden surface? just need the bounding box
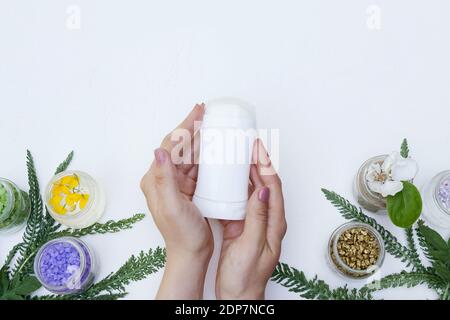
[1,1,449,299]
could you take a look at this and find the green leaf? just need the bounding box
[0,292,24,300]
[0,266,10,295]
[418,222,448,252]
[434,262,450,282]
[12,276,41,296]
[387,181,422,228]
[400,138,409,158]
[55,151,74,174]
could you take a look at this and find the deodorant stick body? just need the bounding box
[193,99,257,220]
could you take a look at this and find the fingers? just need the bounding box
[221,220,245,241]
[141,148,180,212]
[177,173,197,198]
[161,103,205,152]
[242,187,270,249]
[179,130,200,174]
[251,139,286,252]
[250,164,264,188]
[253,139,281,186]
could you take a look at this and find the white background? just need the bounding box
[1,1,450,300]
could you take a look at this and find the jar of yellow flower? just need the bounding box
[44,171,105,229]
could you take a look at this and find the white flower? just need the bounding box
[366,152,418,197]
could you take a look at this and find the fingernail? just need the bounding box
[154,148,167,165]
[258,187,270,203]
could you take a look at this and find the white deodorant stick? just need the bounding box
[193,98,257,220]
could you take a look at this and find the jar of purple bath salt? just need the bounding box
[423,171,450,229]
[34,237,96,294]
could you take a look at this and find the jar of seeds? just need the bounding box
[327,222,385,279]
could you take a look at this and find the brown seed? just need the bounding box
[335,227,380,272]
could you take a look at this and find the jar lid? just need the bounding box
[34,237,92,294]
[0,178,15,223]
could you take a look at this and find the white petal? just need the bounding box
[367,181,384,194]
[382,152,400,173]
[366,163,381,182]
[391,158,418,181]
[379,180,404,197]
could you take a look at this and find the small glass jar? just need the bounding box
[422,170,450,229]
[0,178,31,234]
[327,222,385,279]
[34,237,96,294]
[353,155,388,213]
[44,171,105,229]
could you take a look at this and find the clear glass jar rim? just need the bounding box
[44,170,97,220]
[0,178,16,222]
[330,222,385,275]
[34,237,90,292]
[433,171,450,215]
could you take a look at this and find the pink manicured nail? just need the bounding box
[258,187,270,203]
[154,148,167,164]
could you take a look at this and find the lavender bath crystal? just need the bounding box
[423,170,450,229]
[34,237,96,294]
[437,176,450,210]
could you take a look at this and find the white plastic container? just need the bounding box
[193,98,257,220]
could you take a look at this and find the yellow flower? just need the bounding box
[59,175,79,189]
[51,184,71,196]
[49,195,67,215]
[50,195,63,208]
[48,174,89,215]
[54,205,67,215]
[79,194,89,209]
[66,193,82,207]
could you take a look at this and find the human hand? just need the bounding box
[141,104,213,299]
[216,139,287,300]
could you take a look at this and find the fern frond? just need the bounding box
[364,271,441,292]
[405,227,425,272]
[271,263,372,300]
[51,214,146,239]
[77,247,166,299]
[54,151,74,175]
[400,138,410,158]
[10,151,44,279]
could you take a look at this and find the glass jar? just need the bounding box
[44,171,106,229]
[34,237,96,294]
[422,170,450,229]
[0,178,31,233]
[353,155,388,213]
[327,222,385,279]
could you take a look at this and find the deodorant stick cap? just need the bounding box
[202,98,256,129]
[193,98,257,220]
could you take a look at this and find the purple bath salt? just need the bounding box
[34,237,94,294]
[437,177,450,211]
